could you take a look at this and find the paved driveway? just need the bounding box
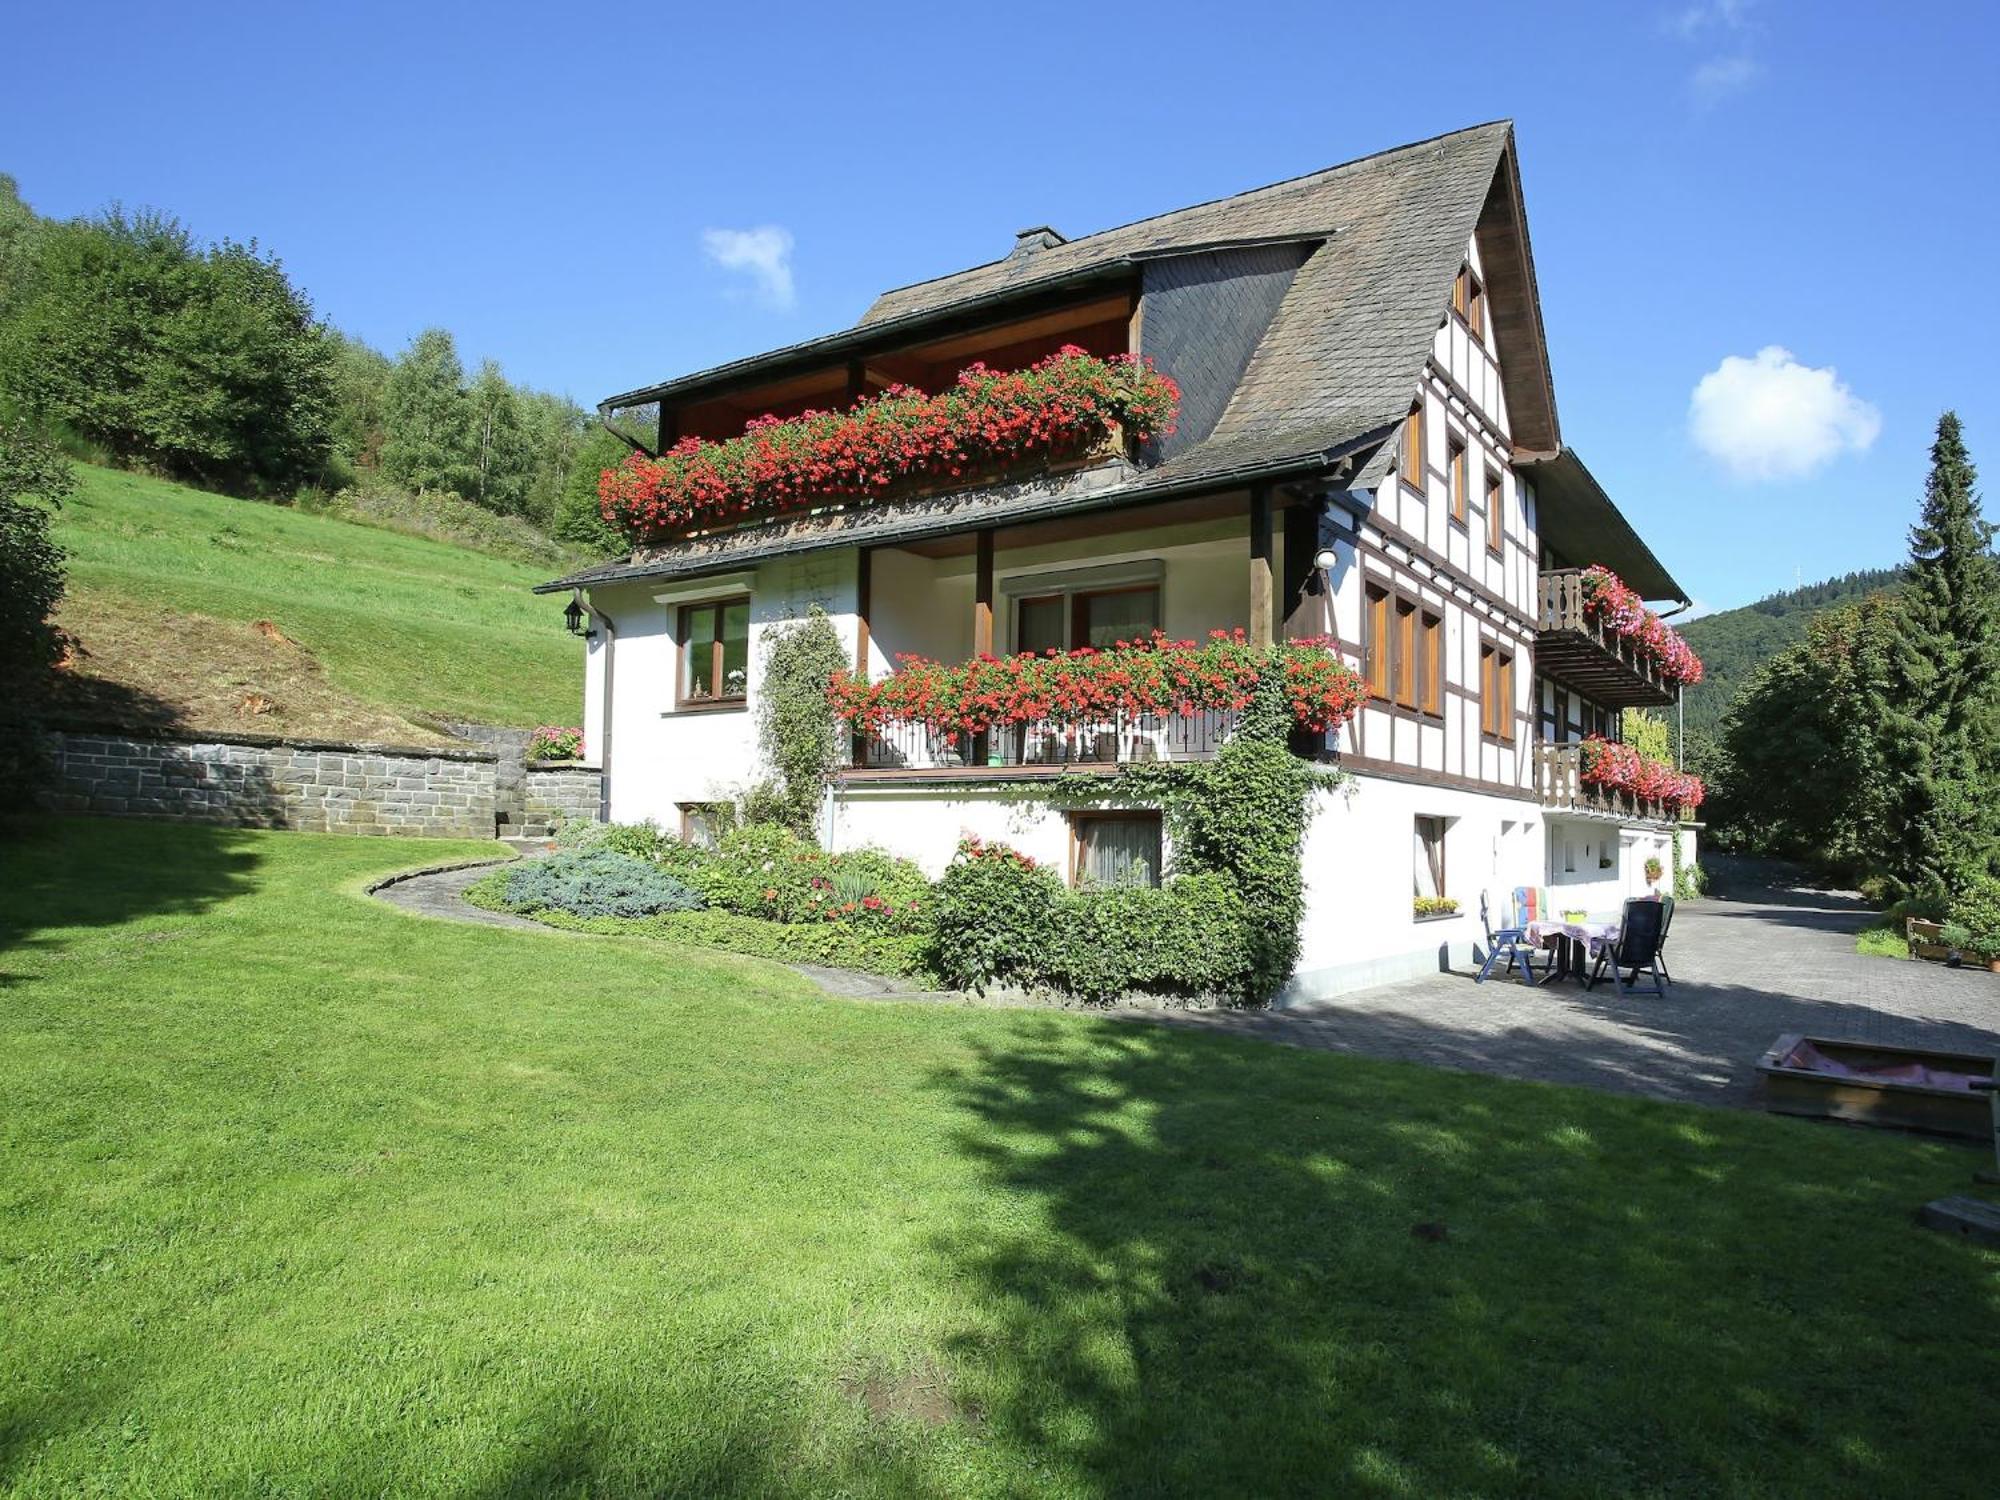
[1156,859,2000,1108]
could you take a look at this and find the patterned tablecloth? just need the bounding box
[1525,916,1621,960]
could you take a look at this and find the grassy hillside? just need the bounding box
[51,466,581,739]
[1680,567,1903,737]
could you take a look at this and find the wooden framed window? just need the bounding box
[1456,265,1485,343]
[1419,609,1443,716]
[1485,469,1504,555]
[1363,582,1391,699]
[678,596,751,707]
[1479,642,1515,742]
[1013,584,1160,654]
[1414,815,1447,903]
[1069,811,1162,889]
[1448,436,1468,525]
[1399,401,1425,492]
[1393,598,1418,709]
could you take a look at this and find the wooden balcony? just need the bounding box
[1535,742,1673,821]
[845,709,1237,778]
[1535,569,1677,709]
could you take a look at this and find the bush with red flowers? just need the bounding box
[1578,565,1704,686]
[1577,734,1706,814]
[827,630,1363,744]
[599,346,1180,543]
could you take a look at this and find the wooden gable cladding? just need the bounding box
[1470,139,1558,459]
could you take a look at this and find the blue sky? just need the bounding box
[4,0,1993,611]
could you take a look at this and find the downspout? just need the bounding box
[590,597,616,823]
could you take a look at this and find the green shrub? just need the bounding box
[1946,878,2000,958]
[501,850,703,919]
[931,837,1253,1003]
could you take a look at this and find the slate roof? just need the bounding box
[550,121,1555,593]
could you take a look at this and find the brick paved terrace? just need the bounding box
[1152,857,2000,1109]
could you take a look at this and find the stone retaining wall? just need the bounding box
[523,762,602,837]
[46,730,498,838]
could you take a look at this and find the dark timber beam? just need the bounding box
[972,528,995,762]
[1249,485,1273,648]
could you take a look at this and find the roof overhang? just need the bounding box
[597,233,1331,417]
[1523,448,1686,604]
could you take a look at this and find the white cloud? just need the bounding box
[1668,0,1750,38]
[1688,346,1881,482]
[1690,53,1761,104]
[701,226,795,309]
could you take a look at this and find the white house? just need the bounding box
[543,121,1699,1001]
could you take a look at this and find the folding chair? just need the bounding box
[1657,894,1676,984]
[1588,897,1669,997]
[1475,889,1544,984]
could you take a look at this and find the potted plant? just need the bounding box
[1644,855,1664,891]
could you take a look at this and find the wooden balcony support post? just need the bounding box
[850,546,872,766]
[972,528,995,764]
[1248,484,1274,649]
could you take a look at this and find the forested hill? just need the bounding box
[1679,567,1904,736]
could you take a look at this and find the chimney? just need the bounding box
[1009,225,1067,260]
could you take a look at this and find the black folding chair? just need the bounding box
[1657,895,1677,984]
[1588,897,1668,997]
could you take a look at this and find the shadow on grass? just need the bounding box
[0,817,261,987]
[931,1018,1998,1496]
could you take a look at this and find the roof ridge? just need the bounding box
[862,120,1513,311]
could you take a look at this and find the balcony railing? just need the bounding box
[1536,742,1676,821]
[1536,569,1677,709]
[847,710,1239,773]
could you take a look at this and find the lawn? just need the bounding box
[3,819,1996,1498]
[52,465,580,733]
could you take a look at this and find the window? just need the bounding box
[1480,642,1516,742]
[1485,469,1504,554]
[1393,598,1417,709]
[1448,435,1468,525]
[1070,811,1162,888]
[1400,401,1425,491]
[1364,583,1390,699]
[1457,265,1485,342]
[1414,816,1447,903]
[1012,585,1160,653]
[1419,610,1443,716]
[679,597,751,706]
[1364,583,1442,719]
[678,802,728,848]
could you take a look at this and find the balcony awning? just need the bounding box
[1523,449,1686,604]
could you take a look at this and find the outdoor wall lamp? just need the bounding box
[564,592,595,640]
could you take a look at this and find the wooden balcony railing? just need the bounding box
[1536,569,1677,709]
[1536,742,1675,820]
[846,709,1238,774]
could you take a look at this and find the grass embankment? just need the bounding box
[50,465,580,739]
[3,818,1996,1497]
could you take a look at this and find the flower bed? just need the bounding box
[598,346,1180,543]
[526,724,584,761]
[1577,734,1706,814]
[1578,566,1704,686]
[828,630,1363,744]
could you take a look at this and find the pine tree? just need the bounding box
[1875,413,2000,893]
[379,328,472,496]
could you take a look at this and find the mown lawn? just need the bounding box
[54,466,579,730]
[3,819,1996,1498]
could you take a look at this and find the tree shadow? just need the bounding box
[0,817,261,987]
[929,1017,1999,1495]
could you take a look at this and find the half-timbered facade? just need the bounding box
[543,121,1697,1000]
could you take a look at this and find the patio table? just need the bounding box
[1526,914,1621,985]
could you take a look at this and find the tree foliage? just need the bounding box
[0,208,334,494]
[0,417,73,695]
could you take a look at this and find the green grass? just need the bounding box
[54,465,579,728]
[1856,920,1909,959]
[3,819,1996,1497]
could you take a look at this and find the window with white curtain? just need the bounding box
[1071,812,1162,888]
[1414,816,1447,900]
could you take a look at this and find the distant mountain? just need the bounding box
[1677,568,1905,738]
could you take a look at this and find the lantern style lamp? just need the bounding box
[564,592,593,639]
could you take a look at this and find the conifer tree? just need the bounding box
[1874,412,1999,893]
